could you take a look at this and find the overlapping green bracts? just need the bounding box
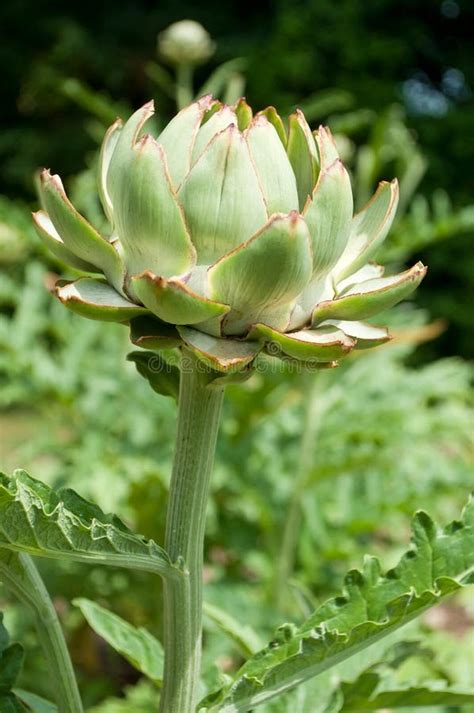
[34,97,426,373]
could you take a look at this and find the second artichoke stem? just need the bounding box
[159,353,225,713]
[276,371,333,611]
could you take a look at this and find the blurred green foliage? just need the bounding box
[0,1,472,710]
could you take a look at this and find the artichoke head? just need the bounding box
[34,97,426,374]
[158,20,215,66]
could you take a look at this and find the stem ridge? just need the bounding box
[160,354,225,713]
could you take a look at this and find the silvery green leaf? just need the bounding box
[178,125,268,263]
[303,160,353,278]
[209,213,312,335]
[0,470,177,578]
[286,110,319,210]
[157,95,214,188]
[132,271,230,325]
[98,118,122,224]
[312,262,427,325]
[334,180,399,281]
[199,498,474,712]
[32,210,99,272]
[74,598,163,684]
[55,278,147,322]
[246,117,299,214]
[39,171,125,293]
[178,327,261,373]
[112,134,196,278]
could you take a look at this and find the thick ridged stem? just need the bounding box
[159,353,225,713]
[0,549,83,713]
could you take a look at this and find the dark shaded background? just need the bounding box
[1,0,473,356]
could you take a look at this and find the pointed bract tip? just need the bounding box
[197,94,215,109]
[288,209,302,225]
[109,117,124,130]
[40,170,64,192]
[414,261,427,275]
[31,210,44,228]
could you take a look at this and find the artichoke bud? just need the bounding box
[33,97,426,376]
[158,20,215,67]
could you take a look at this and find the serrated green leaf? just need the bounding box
[74,598,163,684]
[0,470,178,579]
[199,498,474,712]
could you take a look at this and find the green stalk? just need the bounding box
[276,371,334,611]
[0,549,83,713]
[175,63,194,109]
[159,352,225,713]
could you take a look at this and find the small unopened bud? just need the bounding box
[158,20,215,66]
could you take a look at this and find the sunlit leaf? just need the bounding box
[199,498,474,711]
[0,470,178,579]
[74,598,163,684]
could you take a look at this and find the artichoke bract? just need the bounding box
[33,96,426,373]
